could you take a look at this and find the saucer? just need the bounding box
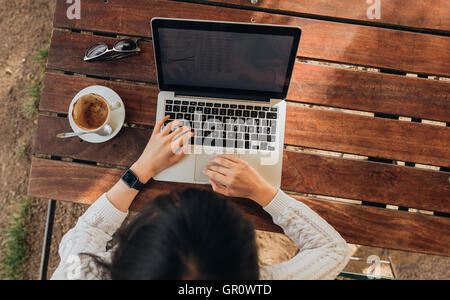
[68,86,126,143]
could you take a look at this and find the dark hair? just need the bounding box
[92,188,259,280]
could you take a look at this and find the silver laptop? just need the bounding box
[151,18,301,187]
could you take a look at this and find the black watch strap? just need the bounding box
[121,169,145,191]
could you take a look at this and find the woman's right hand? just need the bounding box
[203,155,278,207]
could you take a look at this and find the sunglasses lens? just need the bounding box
[86,43,108,58]
[114,39,138,51]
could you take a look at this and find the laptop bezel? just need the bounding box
[151,18,302,102]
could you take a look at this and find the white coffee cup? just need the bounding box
[71,93,122,135]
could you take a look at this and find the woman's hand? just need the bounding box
[131,115,192,183]
[203,155,277,207]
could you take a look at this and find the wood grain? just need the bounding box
[35,115,450,213]
[28,158,450,256]
[211,0,450,31]
[289,63,450,123]
[52,0,450,76]
[285,106,450,167]
[47,31,156,83]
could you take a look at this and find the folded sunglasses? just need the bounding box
[84,39,141,62]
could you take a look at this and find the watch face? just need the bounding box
[122,170,138,187]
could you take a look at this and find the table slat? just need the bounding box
[52,0,450,76]
[28,158,450,256]
[285,106,450,168]
[34,114,450,213]
[210,0,450,31]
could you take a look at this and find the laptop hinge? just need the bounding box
[174,91,270,102]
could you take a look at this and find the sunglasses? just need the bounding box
[84,39,141,62]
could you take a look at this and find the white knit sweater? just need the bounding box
[51,189,350,280]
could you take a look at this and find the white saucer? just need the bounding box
[68,86,126,143]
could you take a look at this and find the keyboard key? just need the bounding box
[246,105,254,110]
[225,140,235,148]
[251,111,257,118]
[258,111,266,118]
[188,106,195,113]
[198,102,205,106]
[243,110,250,117]
[166,100,173,104]
[236,140,245,148]
[182,101,189,105]
[267,112,278,119]
[174,100,181,104]
[227,110,235,116]
[183,114,191,121]
[254,106,262,111]
[222,104,229,108]
[214,103,221,107]
[268,146,276,151]
[173,105,180,112]
[206,102,213,107]
[235,110,242,117]
[260,142,268,151]
[212,108,219,114]
[181,106,187,113]
[165,105,172,112]
[167,113,176,119]
[270,107,278,112]
[176,113,183,119]
[238,105,245,109]
[190,101,197,106]
[263,107,269,111]
[220,109,227,115]
[204,107,211,114]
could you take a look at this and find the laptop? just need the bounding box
[151,18,301,187]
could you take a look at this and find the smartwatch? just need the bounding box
[121,169,145,191]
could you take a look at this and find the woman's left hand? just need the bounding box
[131,115,192,183]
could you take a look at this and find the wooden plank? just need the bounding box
[209,0,450,31]
[289,63,450,123]
[28,158,450,256]
[285,106,450,168]
[47,31,156,83]
[282,151,450,214]
[40,73,158,126]
[52,0,450,76]
[35,115,450,213]
[44,40,450,123]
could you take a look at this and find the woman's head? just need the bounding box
[108,188,259,280]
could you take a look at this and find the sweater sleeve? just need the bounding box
[51,193,128,280]
[259,190,350,280]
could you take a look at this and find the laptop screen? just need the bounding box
[152,19,301,101]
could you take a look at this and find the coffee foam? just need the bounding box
[72,93,109,131]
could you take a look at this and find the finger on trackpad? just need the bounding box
[194,155,215,183]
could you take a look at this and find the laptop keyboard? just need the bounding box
[163,99,279,151]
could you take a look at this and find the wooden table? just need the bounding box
[29,0,450,275]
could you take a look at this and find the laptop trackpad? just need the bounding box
[194,155,215,183]
[195,154,243,183]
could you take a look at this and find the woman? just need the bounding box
[51,116,350,280]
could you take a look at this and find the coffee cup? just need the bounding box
[71,93,121,135]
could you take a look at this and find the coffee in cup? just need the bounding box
[72,93,110,131]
